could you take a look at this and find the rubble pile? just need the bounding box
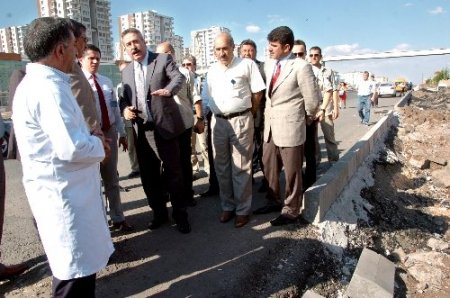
[310,89,450,297]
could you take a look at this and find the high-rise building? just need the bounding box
[37,0,114,62]
[190,26,231,71]
[0,25,28,57]
[118,10,183,64]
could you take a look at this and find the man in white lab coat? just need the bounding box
[12,17,114,297]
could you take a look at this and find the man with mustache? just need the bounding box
[119,28,191,233]
[206,32,265,228]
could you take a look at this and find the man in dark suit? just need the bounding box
[119,28,190,234]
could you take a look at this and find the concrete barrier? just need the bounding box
[344,248,395,298]
[303,92,412,223]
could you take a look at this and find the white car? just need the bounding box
[378,83,396,97]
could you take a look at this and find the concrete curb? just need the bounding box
[302,289,325,298]
[344,248,396,298]
[303,92,412,223]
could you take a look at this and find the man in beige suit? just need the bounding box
[258,26,320,226]
[68,19,101,132]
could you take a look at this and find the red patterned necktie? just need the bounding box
[269,61,281,95]
[93,74,111,131]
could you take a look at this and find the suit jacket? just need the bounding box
[120,51,185,140]
[69,61,100,131]
[264,56,320,147]
[7,68,26,160]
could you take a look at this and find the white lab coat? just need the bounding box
[12,63,114,280]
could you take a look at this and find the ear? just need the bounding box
[54,42,66,60]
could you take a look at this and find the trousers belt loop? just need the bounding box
[215,108,251,120]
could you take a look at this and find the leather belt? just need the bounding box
[215,108,251,120]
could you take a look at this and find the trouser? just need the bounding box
[191,121,209,173]
[317,115,339,162]
[206,111,219,191]
[303,121,317,190]
[0,155,5,246]
[101,124,125,223]
[134,124,187,221]
[211,113,254,215]
[263,133,304,218]
[358,95,371,124]
[180,128,194,201]
[52,274,96,298]
[125,124,139,172]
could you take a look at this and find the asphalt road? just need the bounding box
[0,92,401,297]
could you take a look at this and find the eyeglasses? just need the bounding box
[309,54,320,58]
[182,62,192,67]
[292,52,304,57]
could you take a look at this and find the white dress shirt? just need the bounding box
[12,63,114,280]
[207,57,265,115]
[357,79,377,96]
[83,70,126,137]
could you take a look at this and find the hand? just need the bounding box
[332,107,339,120]
[123,106,140,120]
[314,110,325,121]
[151,89,171,97]
[118,136,128,152]
[194,119,205,134]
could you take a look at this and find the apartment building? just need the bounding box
[118,10,183,64]
[37,0,114,62]
[190,26,231,71]
[0,25,28,57]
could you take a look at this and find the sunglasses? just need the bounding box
[309,54,320,58]
[182,62,192,67]
[292,52,304,57]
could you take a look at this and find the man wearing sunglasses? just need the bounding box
[309,46,340,163]
[292,40,318,190]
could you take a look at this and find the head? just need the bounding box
[156,41,175,56]
[370,74,375,80]
[182,55,197,72]
[80,44,101,74]
[362,71,369,80]
[292,39,306,60]
[68,19,87,58]
[121,28,147,62]
[309,46,322,66]
[267,26,294,60]
[24,17,76,73]
[240,39,257,60]
[214,32,235,66]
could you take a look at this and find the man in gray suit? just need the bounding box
[259,26,320,226]
[120,28,191,234]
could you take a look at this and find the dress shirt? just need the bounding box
[12,63,114,280]
[312,64,335,114]
[207,56,265,115]
[84,70,126,137]
[357,79,376,96]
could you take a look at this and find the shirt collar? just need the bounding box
[135,51,149,68]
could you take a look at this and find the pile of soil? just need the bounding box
[306,89,450,297]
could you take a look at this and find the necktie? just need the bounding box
[136,62,149,122]
[269,61,281,95]
[93,75,111,131]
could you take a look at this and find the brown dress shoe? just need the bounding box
[0,262,28,280]
[235,215,250,228]
[219,211,235,223]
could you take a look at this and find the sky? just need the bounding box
[1,0,450,83]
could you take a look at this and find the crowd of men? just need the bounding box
[0,16,382,296]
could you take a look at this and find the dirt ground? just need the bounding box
[1,89,449,297]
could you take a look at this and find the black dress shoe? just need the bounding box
[148,215,169,230]
[253,204,282,214]
[176,218,191,234]
[270,214,298,226]
[200,188,219,197]
[127,170,140,179]
[111,220,134,232]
